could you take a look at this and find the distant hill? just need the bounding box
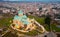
[0,1,60,3]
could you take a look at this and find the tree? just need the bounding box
[45,14,51,31]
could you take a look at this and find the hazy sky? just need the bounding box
[0,0,60,2]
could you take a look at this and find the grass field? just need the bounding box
[0,15,60,32]
[0,14,60,36]
[28,15,60,32]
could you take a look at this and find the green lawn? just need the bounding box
[28,15,45,24]
[0,15,60,36]
[0,16,13,28]
[28,15,60,32]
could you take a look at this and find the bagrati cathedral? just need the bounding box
[12,10,36,32]
[11,10,46,33]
